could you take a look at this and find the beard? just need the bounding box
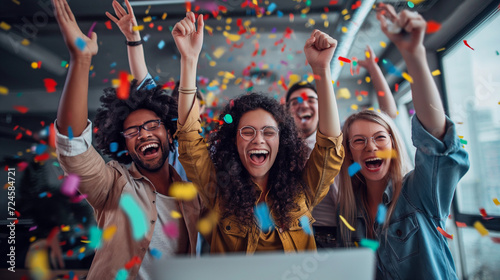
[130,141,170,173]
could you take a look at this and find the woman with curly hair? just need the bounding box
[171,12,344,253]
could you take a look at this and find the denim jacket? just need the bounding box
[338,116,469,279]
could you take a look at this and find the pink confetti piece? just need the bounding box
[29,226,38,231]
[162,221,179,239]
[70,194,87,203]
[61,174,80,197]
[87,21,97,38]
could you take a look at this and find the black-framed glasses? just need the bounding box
[121,119,163,139]
[287,96,318,108]
[349,132,392,150]
[238,126,280,141]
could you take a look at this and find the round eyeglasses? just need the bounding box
[238,126,279,141]
[348,132,392,150]
[121,119,163,139]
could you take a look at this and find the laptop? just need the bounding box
[154,248,375,280]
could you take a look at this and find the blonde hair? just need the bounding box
[338,110,411,246]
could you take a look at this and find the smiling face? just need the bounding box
[123,109,171,173]
[287,88,319,138]
[236,108,280,184]
[348,119,393,183]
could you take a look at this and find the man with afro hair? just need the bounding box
[52,0,203,279]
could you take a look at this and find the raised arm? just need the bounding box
[304,30,341,138]
[172,12,204,125]
[377,4,446,139]
[357,45,398,118]
[106,0,148,83]
[54,0,98,136]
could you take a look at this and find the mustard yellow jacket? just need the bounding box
[176,105,344,254]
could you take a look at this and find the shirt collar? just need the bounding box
[128,162,182,183]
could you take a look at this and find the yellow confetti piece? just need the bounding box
[0,21,11,31]
[61,225,70,232]
[437,47,446,52]
[28,249,50,280]
[205,25,213,33]
[243,20,251,27]
[21,39,30,46]
[368,107,375,111]
[431,69,441,76]
[226,18,232,24]
[31,62,38,69]
[235,78,242,85]
[473,221,489,236]
[308,19,315,25]
[221,84,227,90]
[321,14,327,20]
[112,79,120,88]
[162,13,167,20]
[288,74,301,89]
[402,72,413,83]
[132,25,144,31]
[357,95,363,102]
[213,47,226,59]
[222,31,240,42]
[225,25,231,31]
[341,26,348,33]
[143,16,152,23]
[375,150,398,159]
[103,225,117,241]
[380,41,387,48]
[30,236,36,242]
[365,76,371,83]
[339,215,356,231]
[324,21,329,28]
[301,7,310,14]
[197,211,218,235]
[350,104,359,110]
[171,211,182,219]
[493,198,500,206]
[365,51,370,58]
[90,65,94,71]
[306,75,314,83]
[81,240,90,243]
[268,34,277,39]
[169,182,198,200]
[341,9,348,15]
[336,88,351,99]
[344,15,351,21]
[12,0,20,4]
[0,86,9,95]
[224,72,235,79]
[79,246,86,253]
[339,61,344,67]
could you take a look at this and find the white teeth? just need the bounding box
[141,143,159,152]
[248,150,269,155]
[298,113,312,118]
[365,158,382,162]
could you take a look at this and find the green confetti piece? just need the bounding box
[88,226,103,249]
[115,269,128,280]
[407,1,415,8]
[119,193,148,240]
[360,238,380,251]
[460,139,467,145]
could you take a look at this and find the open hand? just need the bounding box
[172,12,204,59]
[52,0,98,57]
[106,0,140,41]
[356,45,377,71]
[304,30,337,71]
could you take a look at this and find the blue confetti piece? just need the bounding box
[267,3,277,13]
[158,40,165,50]
[381,59,402,77]
[110,62,117,68]
[173,55,178,60]
[205,53,212,61]
[117,150,128,157]
[78,253,85,260]
[297,97,303,104]
[74,227,81,233]
[150,248,162,259]
[228,56,234,62]
[36,144,47,155]
[68,126,74,140]
[82,216,87,223]
[120,193,148,240]
[376,204,387,225]
[223,114,233,124]
[146,83,156,90]
[254,203,275,231]
[69,271,74,279]
[299,215,313,235]
[171,118,178,121]
[277,10,283,17]
[348,162,361,176]
[143,34,150,42]
[39,192,47,198]
[75,37,86,51]
[89,226,103,249]
[115,269,128,280]
[70,236,75,245]
[110,142,118,153]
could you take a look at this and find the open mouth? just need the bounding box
[298,112,312,123]
[365,157,383,171]
[140,143,159,157]
[248,150,269,165]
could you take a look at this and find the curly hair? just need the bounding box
[209,93,310,229]
[94,80,178,164]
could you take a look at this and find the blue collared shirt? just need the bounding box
[339,116,469,279]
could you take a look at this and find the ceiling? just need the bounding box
[0,0,496,154]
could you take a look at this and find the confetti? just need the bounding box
[222,31,241,42]
[402,72,413,83]
[88,226,103,249]
[169,182,198,200]
[299,215,313,235]
[336,88,351,99]
[115,269,128,280]
[70,194,87,203]
[75,37,86,51]
[61,174,80,197]
[473,221,488,236]
[29,226,37,231]
[437,226,453,239]
[43,78,57,93]
[223,114,233,124]
[110,142,118,153]
[426,20,441,34]
[493,198,500,206]
[348,162,361,176]
[254,203,275,230]
[0,21,11,31]
[87,21,97,38]
[431,69,441,76]
[360,238,379,251]
[102,225,117,241]
[13,105,29,114]
[479,208,494,220]
[375,150,397,159]
[150,248,162,259]
[158,40,165,50]
[120,194,148,240]
[171,211,182,219]
[117,71,130,100]
[267,3,277,13]
[105,20,112,30]
[163,221,179,239]
[376,204,387,225]
[68,126,74,140]
[491,237,500,243]
[339,215,355,231]
[0,86,8,95]
[463,40,474,50]
[338,56,351,63]
[455,221,467,228]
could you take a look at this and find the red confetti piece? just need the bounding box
[426,21,441,34]
[124,256,141,269]
[13,105,29,114]
[43,78,57,93]
[395,83,399,92]
[463,40,474,50]
[300,92,309,101]
[339,56,351,63]
[35,153,50,162]
[456,221,467,228]
[117,71,130,100]
[479,208,494,220]
[491,237,500,243]
[66,250,74,257]
[17,161,28,171]
[105,20,112,30]
[157,26,163,31]
[377,91,385,97]
[437,226,453,239]
[329,0,339,5]
[37,61,42,69]
[185,1,191,12]
[15,133,22,140]
[26,129,32,136]
[15,210,20,217]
